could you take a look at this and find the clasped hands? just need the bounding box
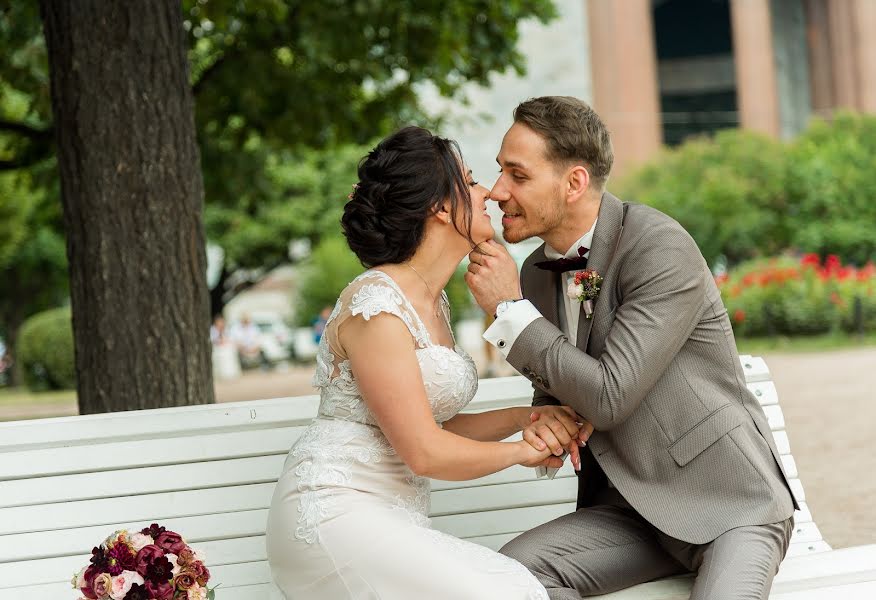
[519,405,593,472]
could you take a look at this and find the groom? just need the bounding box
[465,96,797,599]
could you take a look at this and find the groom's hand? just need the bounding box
[465,240,522,316]
[523,407,594,472]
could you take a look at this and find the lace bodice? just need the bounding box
[311,270,478,425]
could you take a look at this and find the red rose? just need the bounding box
[79,565,100,599]
[175,570,197,591]
[145,579,175,600]
[155,531,187,554]
[134,544,165,577]
[190,561,210,586]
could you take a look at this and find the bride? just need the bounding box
[265,126,589,599]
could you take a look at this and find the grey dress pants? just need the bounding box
[500,488,793,600]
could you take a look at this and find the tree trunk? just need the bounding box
[39,1,214,413]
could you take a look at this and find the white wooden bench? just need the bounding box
[1,355,874,599]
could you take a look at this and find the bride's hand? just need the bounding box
[514,440,562,468]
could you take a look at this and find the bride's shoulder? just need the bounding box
[337,269,407,320]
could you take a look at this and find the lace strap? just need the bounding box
[326,271,431,360]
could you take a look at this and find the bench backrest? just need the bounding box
[0,356,824,599]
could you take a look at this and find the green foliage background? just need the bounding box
[295,236,472,327]
[616,112,876,269]
[16,307,75,391]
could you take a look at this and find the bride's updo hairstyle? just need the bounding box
[342,126,474,267]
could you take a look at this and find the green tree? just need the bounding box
[616,130,792,268]
[785,112,876,265]
[2,1,558,316]
[1,1,557,411]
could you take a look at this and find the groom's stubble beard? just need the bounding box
[501,184,566,244]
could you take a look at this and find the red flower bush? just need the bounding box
[717,254,876,337]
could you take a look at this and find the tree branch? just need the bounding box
[192,50,235,97]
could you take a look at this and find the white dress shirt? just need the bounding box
[484,219,597,354]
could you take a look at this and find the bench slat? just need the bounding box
[0,482,276,537]
[0,455,285,509]
[747,380,779,406]
[432,503,576,539]
[0,427,303,481]
[431,476,576,517]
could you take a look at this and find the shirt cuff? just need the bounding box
[483,300,542,358]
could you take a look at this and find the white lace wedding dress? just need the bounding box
[266,270,548,599]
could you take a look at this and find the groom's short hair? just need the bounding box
[513,96,613,189]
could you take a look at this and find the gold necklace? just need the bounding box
[405,262,442,318]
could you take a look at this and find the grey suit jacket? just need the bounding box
[507,192,797,544]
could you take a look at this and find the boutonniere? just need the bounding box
[566,269,603,319]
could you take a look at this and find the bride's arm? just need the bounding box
[441,408,530,442]
[441,405,581,444]
[343,313,560,481]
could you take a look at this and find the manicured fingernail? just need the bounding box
[538,443,545,450]
[554,449,562,456]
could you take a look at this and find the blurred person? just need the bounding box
[265,126,594,599]
[209,315,228,345]
[466,96,796,600]
[229,314,267,369]
[311,305,332,344]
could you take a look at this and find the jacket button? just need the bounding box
[522,366,531,374]
[536,376,544,385]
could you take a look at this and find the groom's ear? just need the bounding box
[565,164,590,203]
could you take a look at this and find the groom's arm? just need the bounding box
[494,222,707,431]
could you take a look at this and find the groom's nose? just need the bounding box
[489,176,511,203]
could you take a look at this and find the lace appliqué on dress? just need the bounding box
[291,420,393,544]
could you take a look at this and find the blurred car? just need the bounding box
[249,312,294,364]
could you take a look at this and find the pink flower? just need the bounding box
[129,533,154,552]
[187,584,208,600]
[166,553,181,577]
[109,570,144,600]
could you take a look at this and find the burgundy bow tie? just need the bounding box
[534,246,589,272]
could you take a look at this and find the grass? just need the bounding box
[0,387,76,407]
[736,332,876,354]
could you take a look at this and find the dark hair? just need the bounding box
[341,126,473,267]
[513,96,614,188]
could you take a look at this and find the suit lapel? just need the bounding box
[524,243,560,326]
[576,192,625,353]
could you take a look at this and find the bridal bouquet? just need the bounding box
[71,523,215,600]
